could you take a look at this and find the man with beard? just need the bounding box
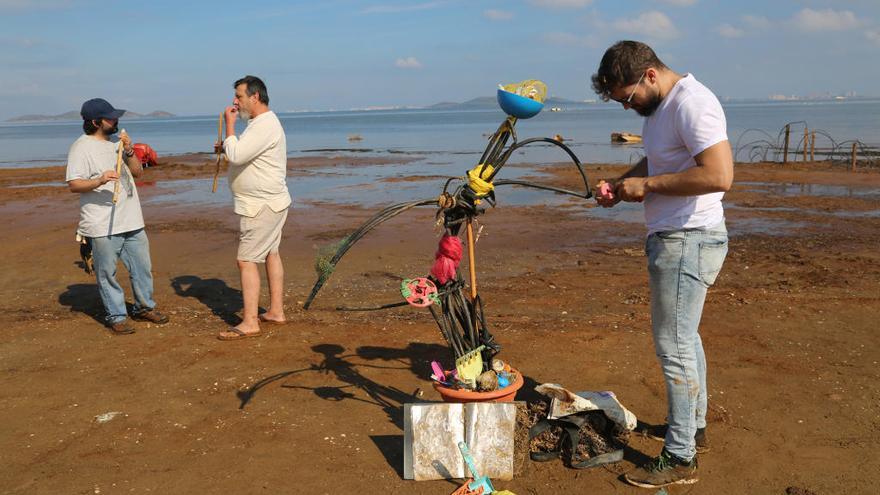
[215,76,291,340]
[66,98,169,334]
[589,41,733,488]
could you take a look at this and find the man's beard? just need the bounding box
[238,108,251,121]
[103,122,119,135]
[634,91,662,117]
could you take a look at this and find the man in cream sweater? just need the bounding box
[216,76,291,340]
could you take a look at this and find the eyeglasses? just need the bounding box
[613,72,645,105]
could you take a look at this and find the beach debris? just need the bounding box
[458,441,496,494]
[536,383,637,430]
[477,370,498,392]
[524,397,629,470]
[94,411,123,424]
[611,131,642,143]
[404,402,516,481]
[347,134,363,141]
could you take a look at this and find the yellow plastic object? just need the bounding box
[467,164,495,197]
[494,491,517,495]
[500,80,547,104]
[455,345,486,385]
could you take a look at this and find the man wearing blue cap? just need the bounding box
[66,98,169,334]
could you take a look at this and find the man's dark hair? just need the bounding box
[591,40,668,101]
[234,75,269,105]
[83,119,100,135]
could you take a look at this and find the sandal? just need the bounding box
[258,314,286,325]
[217,327,263,341]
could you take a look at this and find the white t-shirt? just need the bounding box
[65,134,145,238]
[642,74,728,234]
[224,111,291,218]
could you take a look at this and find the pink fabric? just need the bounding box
[430,234,463,285]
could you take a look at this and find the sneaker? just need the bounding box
[636,422,710,454]
[624,449,698,488]
[131,309,170,325]
[108,321,136,335]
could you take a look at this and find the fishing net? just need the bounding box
[314,238,348,279]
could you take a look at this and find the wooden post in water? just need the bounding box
[803,127,808,161]
[783,124,790,164]
[810,131,816,161]
[851,143,858,171]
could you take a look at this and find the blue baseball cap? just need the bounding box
[80,98,126,121]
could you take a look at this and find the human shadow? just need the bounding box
[58,283,105,324]
[171,275,242,325]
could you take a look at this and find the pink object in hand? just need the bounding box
[599,182,615,200]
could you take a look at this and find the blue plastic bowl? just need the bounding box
[497,89,544,119]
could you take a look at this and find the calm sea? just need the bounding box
[1,99,878,169]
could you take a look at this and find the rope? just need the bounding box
[467,163,495,197]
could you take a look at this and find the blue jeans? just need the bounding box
[646,220,728,461]
[91,228,156,324]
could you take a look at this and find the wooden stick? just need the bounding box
[783,124,790,164]
[466,218,478,300]
[810,131,816,161]
[212,112,224,193]
[803,127,808,162]
[112,130,125,204]
[851,142,858,171]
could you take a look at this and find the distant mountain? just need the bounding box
[427,95,584,110]
[5,110,176,123]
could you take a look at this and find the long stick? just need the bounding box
[466,218,477,300]
[212,112,223,193]
[782,124,790,164]
[112,132,124,204]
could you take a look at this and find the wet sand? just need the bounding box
[0,155,878,494]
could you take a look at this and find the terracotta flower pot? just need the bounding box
[433,368,524,403]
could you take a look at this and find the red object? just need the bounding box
[133,143,158,167]
[430,234,463,285]
[599,181,614,200]
[403,277,438,307]
[433,368,524,403]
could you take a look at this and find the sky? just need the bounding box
[1,0,879,119]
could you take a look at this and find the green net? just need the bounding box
[314,238,348,279]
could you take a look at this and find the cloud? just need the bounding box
[527,0,592,9]
[362,1,449,14]
[742,14,771,30]
[483,9,513,21]
[789,8,862,32]
[866,29,880,45]
[395,57,423,69]
[655,0,697,6]
[716,23,744,38]
[612,11,680,40]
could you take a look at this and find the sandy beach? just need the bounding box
[1,154,878,494]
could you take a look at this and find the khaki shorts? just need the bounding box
[237,206,288,263]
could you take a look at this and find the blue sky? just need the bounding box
[1,0,878,118]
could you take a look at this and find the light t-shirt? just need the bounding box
[65,134,144,238]
[223,110,291,218]
[642,74,728,234]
